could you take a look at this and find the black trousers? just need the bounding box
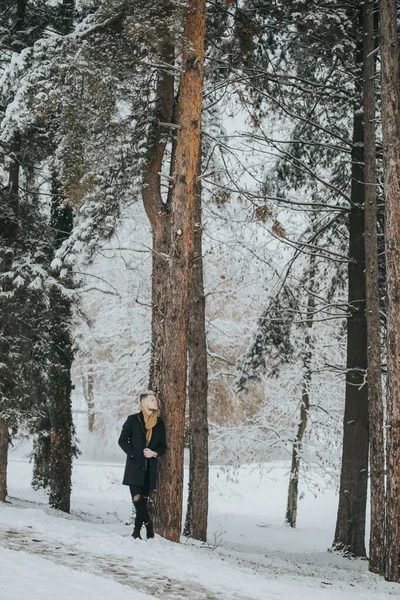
[129,465,150,499]
[129,469,151,527]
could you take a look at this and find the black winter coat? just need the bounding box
[118,411,166,489]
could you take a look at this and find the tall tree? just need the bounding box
[153,0,207,542]
[0,131,19,500]
[0,0,27,503]
[23,0,77,512]
[0,0,78,510]
[47,177,75,513]
[379,0,400,583]
[333,110,369,558]
[140,7,176,539]
[363,0,385,575]
[0,133,20,501]
[45,0,76,514]
[285,212,317,528]
[330,8,369,556]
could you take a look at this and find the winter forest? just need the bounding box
[1,0,400,598]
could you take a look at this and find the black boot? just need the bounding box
[133,496,148,540]
[132,527,142,539]
[145,521,154,539]
[132,514,143,539]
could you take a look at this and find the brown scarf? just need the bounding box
[142,409,158,446]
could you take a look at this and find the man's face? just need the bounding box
[142,394,158,412]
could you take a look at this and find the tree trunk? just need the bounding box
[83,370,95,432]
[285,376,310,528]
[285,232,316,528]
[41,0,76,514]
[48,376,73,513]
[143,30,175,395]
[0,65,23,507]
[0,418,8,502]
[363,0,385,575]
[31,415,52,490]
[141,30,175,534]
[153,0,207,542]
[183,155,209,542]
[48,178,74,513]
[149,217,172,391]
[333,107,369,555]
[379,0,400,583]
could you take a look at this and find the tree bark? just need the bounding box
[87,373,95,433]
[31,415,52,490]
[379,0,400,583]
[48,374,73,513]
[363,0,385,575]
[285,368,310,528]
[32,70,75,504]
[41,0,76,514]
[0,7,24,503]
[152,0,207,542]
[149,217,172,392]
[143,32,175,394]
[141,30,175,536]
[183,155,209,542]
[83,370,95,432]
[285,229,316,528]
[48,178,74,513]
[0,418,8,502]
[333,104,369,555]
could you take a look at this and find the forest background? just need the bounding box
[1,0,400,586]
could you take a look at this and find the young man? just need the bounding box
[118,391,166,539]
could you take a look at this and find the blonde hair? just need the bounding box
[139,390,157,403]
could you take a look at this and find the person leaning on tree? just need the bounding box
[118,391,166,540]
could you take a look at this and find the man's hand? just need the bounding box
[143,448,157,458]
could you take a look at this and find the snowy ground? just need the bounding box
[0,453,398,600]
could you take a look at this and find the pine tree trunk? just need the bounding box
[149,218,171,392]
[47,178,74,513]
[333,107,369,556]
[285,238,315,528]
[42,1,76,514]
[31,416,52,490]
[379,0,400,582]
[0,95,22,507]
[363,0,385,575]
[49,373,73,512]
[48,220,74,513]
[152,0,206,542]
[0,139,20,505]
[0,418,8,502]
[183,157,209,542]
[141,34,174,534]
[143,32,174,395]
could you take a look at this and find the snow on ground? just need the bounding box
[0,547,153,600]
[0,453,398,600]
